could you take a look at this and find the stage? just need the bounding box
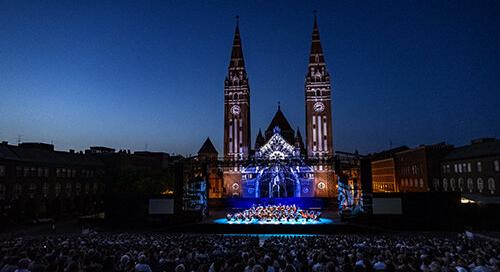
[164,209,374,234]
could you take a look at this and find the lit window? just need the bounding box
[467,163,471,173]
[477,162,482,172]
[494,160,500,172]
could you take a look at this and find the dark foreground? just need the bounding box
[1,231,499,272]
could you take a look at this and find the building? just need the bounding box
[197,138,223,199]
[0,141,105,221]
[221,15,336,198]
[369,146,409,193]
[395,143,453,192]
[435,138,499,196]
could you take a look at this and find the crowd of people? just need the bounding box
[226,204,322,224]
[0,232,498,272]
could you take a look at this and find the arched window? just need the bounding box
[443,179,448,191]
[458,178,465,191]
[65,183,72,196]
[433,178,439,191]
[419,178,424,188]
[467,178,474,192]
[42,182,49,198]
[75,183,81,195]
[451,178,457,191]
[13,184,22,199]
[55,183,61,197]
[487,178,495,194]
[477,178,484,193]
[29,183,36,198]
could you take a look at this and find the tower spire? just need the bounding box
[309,11,325,66]
[229,16,245,69]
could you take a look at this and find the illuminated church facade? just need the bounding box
[221,15,336,198]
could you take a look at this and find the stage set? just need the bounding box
[181,16,366,233]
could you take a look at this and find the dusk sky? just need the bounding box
[1,1,499,156]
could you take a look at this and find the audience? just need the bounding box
[0,232,498,272]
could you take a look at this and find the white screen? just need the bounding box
[372,198,402,214]
[149,199,174,214]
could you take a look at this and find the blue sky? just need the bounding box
[0,0,499,155]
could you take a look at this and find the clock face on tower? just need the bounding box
[313,102,325,113]
[230,105,241,115]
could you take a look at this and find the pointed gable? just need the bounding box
[198,137,218,155]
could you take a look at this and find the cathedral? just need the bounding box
[214,14,336,199]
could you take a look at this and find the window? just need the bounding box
[65,183,72,196]
[454,164,458,173]
[44,168,49,177]
[477,162,482,172]
[38,167,43,177]
[467,163,472,173]
[487,178,495,194]
[42,182,49,197]
[433,179,439,191]
[468,178,474,192]
[442,179,448,191]
[75,183,81,195]
[317,182,326,190]
[458,164,462,173]
[451,179,457,191]
[56,168,61,177]
[29,183,36,198]
[23,167,29,177]
[494,160,500,172]
[446,165,451,173]
[419,179,424,188]
[13,184,22,199]
[55,183,61,196]
[477,178,484,193]
[0,165,5,176]
[458,178,464,191]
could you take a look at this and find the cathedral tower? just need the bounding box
[305,13,333,159]
[224,17,251,161]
